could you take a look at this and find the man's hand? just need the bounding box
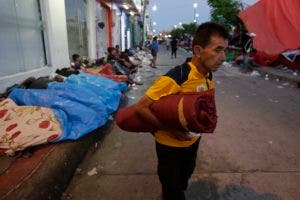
[136,96,194,141]
[171,130,193,141]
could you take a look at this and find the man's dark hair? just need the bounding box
[192,22,229,49]
[72,54,80,62]
[95,58,105,66]
[107,47,115,54]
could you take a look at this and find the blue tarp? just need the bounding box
[9,72,127,141]
[64,73,127,113]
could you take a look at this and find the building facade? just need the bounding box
[0,0,147,93]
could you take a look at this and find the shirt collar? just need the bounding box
[187,61,213,80]
[188,61,205,78]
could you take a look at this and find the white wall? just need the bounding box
[0,0,70,93]
[111,5,122,48]
[42,0,70,68]
[121,11,126,51]
[95,3,109,58]
[87,0,96,60]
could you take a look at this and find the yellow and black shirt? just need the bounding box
[145,59,215,147]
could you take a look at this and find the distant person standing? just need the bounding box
[171,37,178,58]
[166,37,171,50]
[151,36,159,68]
[115,45,121,58]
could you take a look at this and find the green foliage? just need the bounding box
[170,28,184,39]
[170,22,198,38]
[207,0,242,30]
[181,22,198,35]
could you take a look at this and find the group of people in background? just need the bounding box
[67,45,142,85]
[68,36,167,86]
[68,35,194,87]
[146,36,179,69]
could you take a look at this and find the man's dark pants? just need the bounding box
[156,138,200,200]
[171,47,177,58]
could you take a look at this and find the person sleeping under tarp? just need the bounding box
[0,72,127,155]
[0,98,63,156]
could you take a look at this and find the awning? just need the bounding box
[239,0,300,55]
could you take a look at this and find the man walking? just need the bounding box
[151,36,159,68]
[135,22,229,200]
[171,37,178,58]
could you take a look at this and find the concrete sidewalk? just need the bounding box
[0,122,113,200]
[253,66,300,88]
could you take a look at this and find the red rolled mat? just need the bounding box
[116,90,217,133]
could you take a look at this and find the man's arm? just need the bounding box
[135,95,163,129]
[135,95,192,141]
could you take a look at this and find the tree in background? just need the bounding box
[170,22,198,39]
[181,22,198,36]
[207,0,243,31]
[170,28,184,39]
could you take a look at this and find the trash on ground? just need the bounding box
[222,62,232,68]
[250,70,260,76]
[282,82,289,86]
[75,168,82,175]
[108,115,114,120]
[264,74,269,80]
[114,142,122,148]
[269,98,279,103]
[87,167,98,176]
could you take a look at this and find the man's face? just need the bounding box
[111,49,117,56]
[75,57,81,64]
[195,35,228,72]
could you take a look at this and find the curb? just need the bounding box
[254,67,300,88]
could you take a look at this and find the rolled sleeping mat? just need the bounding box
[116,90,217,133]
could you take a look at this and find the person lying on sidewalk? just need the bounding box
[70,54,85,71]
[106,47,132,76]
[119,50,139,72]
[102,49,143,85]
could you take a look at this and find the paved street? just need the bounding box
[63,45,300,200]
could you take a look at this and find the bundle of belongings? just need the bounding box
[0,98,62,155]
[0,72,127,156]
[116,90,217,134]
[82,63,128,82]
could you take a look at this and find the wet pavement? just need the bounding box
[63,45,300,200]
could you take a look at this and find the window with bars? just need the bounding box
[0,0,47,77]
